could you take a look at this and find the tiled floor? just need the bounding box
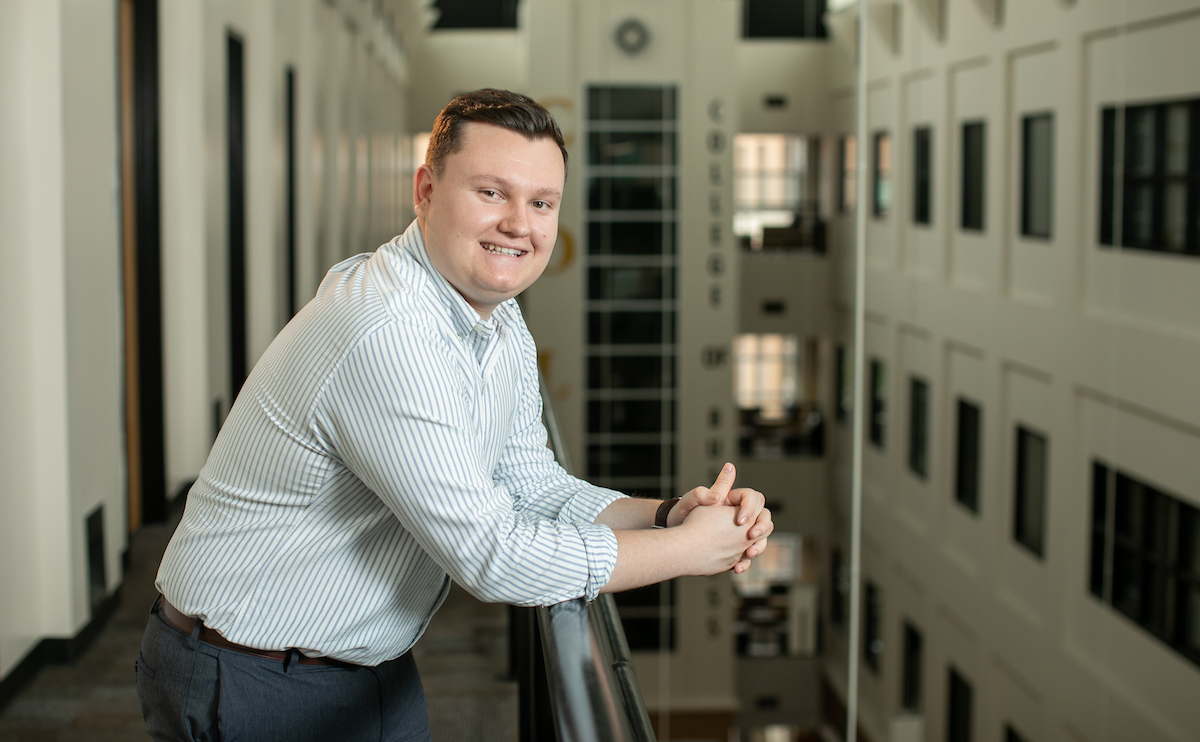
[0,510,516,741]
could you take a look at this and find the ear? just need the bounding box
[413,164,436,217]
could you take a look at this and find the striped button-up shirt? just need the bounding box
[156,221,623,666]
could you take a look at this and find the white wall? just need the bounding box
[0,0,125,678]
[816,2,1200,741]
[161,0,212,497]
[158,0,410,494]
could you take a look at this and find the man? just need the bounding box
[137,89,772,741]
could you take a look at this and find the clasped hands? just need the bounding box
[666,462,773,574]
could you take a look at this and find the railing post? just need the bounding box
[510,605,556,741]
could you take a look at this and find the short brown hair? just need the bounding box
[425,88,568,176]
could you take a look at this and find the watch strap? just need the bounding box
[653,497,681,529]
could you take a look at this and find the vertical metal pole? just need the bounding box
[846,1,869,741]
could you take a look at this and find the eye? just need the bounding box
[532,200,553,210]
[480,189,501,199]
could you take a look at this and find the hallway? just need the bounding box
[0,508,517,742]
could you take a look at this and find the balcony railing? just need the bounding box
[508,374,656,742]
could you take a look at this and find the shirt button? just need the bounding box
[474,323,485,333]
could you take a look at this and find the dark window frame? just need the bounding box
[742,0,830,39]
[1013,425,1048,559]
[864,581,882,674]
[1099,98,1200,256]
[430,0,519,29]
[913,126,933,225]
[873,130,891,218]
[869,358,886,449]
[1090,460,1200,669]
[900,620,923,711]
[835,344,850,423]
[908,376,929,479]
[1021,112,1054,239]
[955,398,982,514]
[961,120,987,232]
[947,666,973,742]
[831,547,847,628]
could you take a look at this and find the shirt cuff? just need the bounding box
[558,483,627,526]
[576,523,619,602]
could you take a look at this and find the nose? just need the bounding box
[498,200,531,238]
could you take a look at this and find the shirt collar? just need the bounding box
[397,220,511,340]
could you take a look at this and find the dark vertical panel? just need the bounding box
[961,121,986,231]
[830,548,845,627]
[835,344,848,423]
[1099,107,1117,246]
[86,506,107,614]
[1014,426,1048,558]
[908,377,928,478]
[863,582,881,673]
[913,127,932,225]
[227,32,247,398]
[1190,101,1200,254]
[1090,461,1110,599]
[285,66,298,317]
[947,667,973,742]
[869,358,885,448]
[900,621,923,711]
[954,398,981,513]
[133,0,166,523]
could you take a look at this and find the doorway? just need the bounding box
[119,0,166,531]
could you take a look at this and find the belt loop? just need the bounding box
[150,594,163,616]
[283,648,297,674]
[189,614,202,644]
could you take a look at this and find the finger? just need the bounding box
[744,536,770,559]
[709,462,736,502]
[747,510,773,540]
[734,558,751,573]
[674,487,704,518]
[733,488,763,526]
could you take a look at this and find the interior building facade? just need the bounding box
[1,0,1197,740]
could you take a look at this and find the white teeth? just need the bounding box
[483,243,524,257]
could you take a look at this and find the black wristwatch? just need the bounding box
[652,497,680,529]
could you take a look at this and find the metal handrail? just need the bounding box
[521,372,656,742]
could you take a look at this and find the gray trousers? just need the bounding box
[135,599,431,742]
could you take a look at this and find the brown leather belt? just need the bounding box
[159,595,356,668]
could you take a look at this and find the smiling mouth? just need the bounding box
[482,243,526,257]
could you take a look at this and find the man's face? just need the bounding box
[414,122,565,319]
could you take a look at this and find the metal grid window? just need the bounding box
[1100,98,1200,256]
[1090,461,1200,669]
[586,85,678,651]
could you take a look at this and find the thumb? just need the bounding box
[709,462,736,502]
